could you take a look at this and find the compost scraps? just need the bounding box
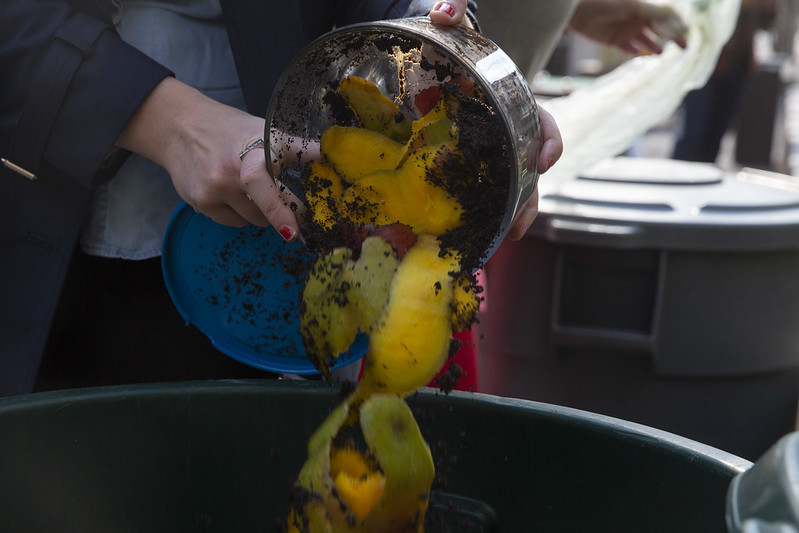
[285,76,507,532]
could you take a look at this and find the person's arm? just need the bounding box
[568,0,688,55]
[115,77,281,230]
[0,1,172,186]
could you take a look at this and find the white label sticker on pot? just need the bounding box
[475,50,516,84]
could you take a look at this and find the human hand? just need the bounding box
[507,105,562,241]
[117,77,300,241]
[428,0,474,28]
[569,0,688,55]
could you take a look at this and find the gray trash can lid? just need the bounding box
[533,157,799,251]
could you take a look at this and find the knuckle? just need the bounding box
[258,191,288,221]
[205,171,232,195]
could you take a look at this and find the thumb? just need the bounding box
[240,152,301,241]
[429,0,470,27]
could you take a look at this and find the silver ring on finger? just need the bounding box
[239,138,265,160]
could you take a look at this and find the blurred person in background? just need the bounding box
[478,0,688,79]
[672,0,777,163]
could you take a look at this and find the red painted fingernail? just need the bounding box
[279,225,295,241]
[434,2,456,17]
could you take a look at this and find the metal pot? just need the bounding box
[265,16,541,266]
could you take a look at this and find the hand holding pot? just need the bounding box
[116,1,477,243]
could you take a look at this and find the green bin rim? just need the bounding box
[0,379,753,474]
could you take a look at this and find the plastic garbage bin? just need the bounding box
[0,380,750,532]
[478,157,799,460]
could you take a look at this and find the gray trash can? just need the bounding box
[478,157,799,460]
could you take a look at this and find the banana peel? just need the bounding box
[451,272,479,332]
[399,92,457,166]
[300,247,359,383]
[358,395,434,531]
[339,142,464,236]
[354,234,462,402]
[286,394,434,533]
[339,76,412,143]
[321,125,406,182]
[341,236,401,333]
[303,160,344,231]
[300,237,400,381]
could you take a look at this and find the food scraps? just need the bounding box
[287,75,506,532]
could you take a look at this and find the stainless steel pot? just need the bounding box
[265,16,541,266]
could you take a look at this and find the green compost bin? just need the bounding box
[0,380,750,532]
